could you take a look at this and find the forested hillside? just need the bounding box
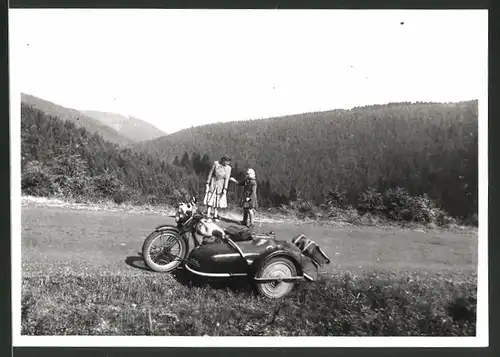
[21,94,134,146]
[80,110,166,142]
[20,102,273,209]
[136,101,478,219]
[21,98,479,225]
[21,103,197,204]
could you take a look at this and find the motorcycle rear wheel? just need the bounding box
[142,230,187,272]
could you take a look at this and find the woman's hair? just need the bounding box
[220,156,231,163]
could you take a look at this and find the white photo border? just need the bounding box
[9,8,489,348]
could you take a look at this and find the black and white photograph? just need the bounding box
[10,8,488,347]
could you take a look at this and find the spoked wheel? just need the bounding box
[255,257,297,299]
[142,230,187,272]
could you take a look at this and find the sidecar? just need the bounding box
[184,225,331,299]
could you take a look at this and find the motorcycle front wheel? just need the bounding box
[142,229,188,272]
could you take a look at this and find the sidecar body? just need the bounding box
[184,225,331,298]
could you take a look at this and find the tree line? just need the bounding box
[136,101,478,219]
[21,103,289,207]
[21,104,196,204]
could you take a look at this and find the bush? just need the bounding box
[322,186,455,226]
[357,187,384,214]
[21,161,58,197]
[324,187,348,208]
[293,200,323,219]
[113,190,132,205]
[381,187,414,221]
[404,193,438,223]
[379,187,453,224]
[297,200,315,214]
[327,205,361,224]
[94,172,121,197]
[435,210,457,227]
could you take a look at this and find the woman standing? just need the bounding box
[204,156,232,221]
[229,168,258,228]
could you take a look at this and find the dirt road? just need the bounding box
[21,205,478,277]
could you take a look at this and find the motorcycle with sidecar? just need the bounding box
[141,198,330,299]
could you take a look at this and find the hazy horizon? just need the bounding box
[11,9,487,134]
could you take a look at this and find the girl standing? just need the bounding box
[229,168,258,228]
[204,156,232,221]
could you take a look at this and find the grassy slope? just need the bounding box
[80,110,166,142]
[21,93,134,146]
[21,202,478,336]
[22,271,477,336]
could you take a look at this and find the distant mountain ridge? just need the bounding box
[20,93,165,145]
[21,93,134,146]
[80,110,166,142]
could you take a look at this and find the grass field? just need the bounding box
[20,199,478,336]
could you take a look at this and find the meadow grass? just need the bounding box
[21,269,476,336]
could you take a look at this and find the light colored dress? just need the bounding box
[204,161,232,208]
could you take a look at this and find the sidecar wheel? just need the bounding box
[255,257,297,299]
[142,230,187,272]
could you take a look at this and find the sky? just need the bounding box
[10,9,487,134]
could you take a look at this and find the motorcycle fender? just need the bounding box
[154,224,179,233]
[251,249,303,277]
[151,225,194,250]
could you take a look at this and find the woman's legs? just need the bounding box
[211,188,221,220]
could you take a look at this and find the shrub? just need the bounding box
[405,193,438,223]
[381,187,413,221]
[324,187,348,208]
[297,200,315,214]
[357,187,384,214]
[21,161,58,197]
[294,200,323,219]
[113,191,130,205]
[94,172,121,197]
[435,210,457,227]
[326,204,360,223]
[322,186,455,226]
[380,187,452,224]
